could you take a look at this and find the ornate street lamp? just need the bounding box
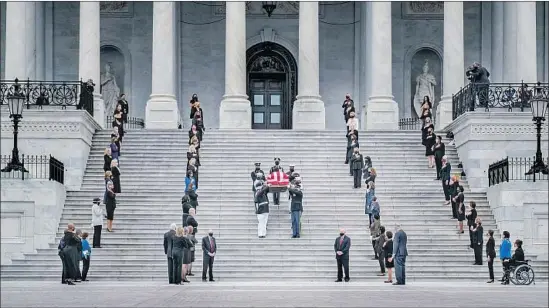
[1,78,28,174]
[262,1,277,17]
[525,83,549,179]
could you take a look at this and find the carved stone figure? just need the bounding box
[100,63,120,117]
[413,60,437,118]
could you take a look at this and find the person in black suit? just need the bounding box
[455,185,466,233]
[334,228,351,282]
[350,148,364,189]
[163,223,177,284]
[346,134,359,174]
[118,94,129,124]
[172,227,188,285]
[182,195,192,227]
[486,229,496,283]
[472,217,484,265]
[343,94,355,124]
[466,201,478,249]
[392,224,408,285]
[288,178,303,238]
[202,229,217,282]
[432,136,445,180]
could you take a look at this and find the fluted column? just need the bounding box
[503,2,517,83]
[491,2,503,83]
[145,1,179,129]
[293,1,325,129]
[4,2,36,80]
[219,2,250,129]
[516,2,537,83]
[35,2,46,80]
[365,2,398,130]
[436,2,464,130]
[79,2,104,127]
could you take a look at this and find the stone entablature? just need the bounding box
[446,112,548,192]
[0,109,101,190]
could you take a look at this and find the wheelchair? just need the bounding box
[507,260,536,286]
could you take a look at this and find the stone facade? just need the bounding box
[0,2,548,129]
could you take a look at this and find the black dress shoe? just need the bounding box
[344,278,350,282]
[296,235,300,238]
[183,279,190,283]
[292,235,296,238]
[66,281,75,285]
[209,279,215,282]
[202,279,207,282]
[335,279,342,282]
[188,273,195,276]
[486,280,494,283]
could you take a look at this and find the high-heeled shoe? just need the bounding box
[183,279,191,283]
[486,280,494,283]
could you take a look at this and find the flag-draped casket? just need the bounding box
[266,170,289,192]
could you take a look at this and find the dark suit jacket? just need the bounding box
[393,230,408,257]
[486,237,496,258]
[334,235,351,258]
[473,225,484,245]
[163,229,176,257]
[202,236,217,257]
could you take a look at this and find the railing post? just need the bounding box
[21,154,25,180]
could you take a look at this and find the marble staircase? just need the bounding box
[1,129,547,281]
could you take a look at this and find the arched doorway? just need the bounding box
[246,42,297,130]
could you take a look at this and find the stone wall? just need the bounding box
[1,179,66,265]
[486,182,548,260]
[446,112,549,192]
[0,109,101,190]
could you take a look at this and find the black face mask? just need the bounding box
[208,233,213,236]
[275,161,280,165]
[290,168,295,172]
[339,233,345,236]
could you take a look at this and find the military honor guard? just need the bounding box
[269,158,284,206]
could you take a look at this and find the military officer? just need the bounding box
[251,163,265,207]
[269,158,284,206]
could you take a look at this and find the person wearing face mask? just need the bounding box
[254,178,271,238]
[347,111,359,139]
[286,165,297,214]
[432,136,446,180]
[342,94,354,123]
[202,229,217,282]
[421,117,434,146]
[251,163,265,207]
[346,135,360,175]
[439,156,452,205]
[351,147,364,189]
[334,228,351,282]
[424,127,436,168]
[288,177,303,238]
[269,158,284,206]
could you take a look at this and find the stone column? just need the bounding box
[365,2,398,130]
[436,2,464,130]
[491,2,503,83]
[4,2,35,80]
[293,1,325,130]
[516,2,537,83]
[503,2,517,83]
[78,1,104,128]
[219,2,251,129]
[35,2,46,81]
[359,2,369,129]
[145,1,179,129]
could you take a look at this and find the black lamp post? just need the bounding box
[262,1,277,17]
[1,78,28,174]
[525,84,549,179]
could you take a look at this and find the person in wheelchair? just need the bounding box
[502,239,525,285]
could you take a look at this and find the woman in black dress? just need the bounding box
[419,96,432,122]
[383,230,394,284]
[111,159,121,194]
[466,201,478,248]
[105,182,116,232]
[182,226,194,283]
[61,226,80,285]
[456,186,466,234]
[112,104,124,142]
[421,117,434,146]
[433,136,446,180]
[424,127,436,168]
[103,147,112,172]
[172,227,188,285]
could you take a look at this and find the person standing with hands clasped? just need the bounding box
[485,229,496,283]
[202,229,216,282]
[334,228,351,282]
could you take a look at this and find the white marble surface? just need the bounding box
[35,2,46,81]
[0,179,66,265]
[516,2,538,83]
[486,182,548,260]
[365,2,398,131]
[491,2,504,83]
[145,1,179,129]
[0,110,101,190]
[4,2,29,80]
[446,112,549,192]
[219,2,251,129]
[25,2,36,80]
[437,2,464,131]
[503,2,517,83]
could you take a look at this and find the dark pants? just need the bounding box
[82,257,90,280]
[488,257,494,280]
[451,200,458,219]
[468,227,474,248]
[167,257,174,283]
[60,254,66,283]
[349,163,353,176]
[291,211,301,237]
[273,192,280,205]
[182,213,189,227]
[435,157,442,179]
[353,169,361,188]
[371,239,378,258]
[395,256,406,285]
[378,251,386,273]
[93,225,102,248]
[336,256,350,281]
[474,243,483,264]
[172,251,183,284]
[202,255,214,281]
[442,180,450,201]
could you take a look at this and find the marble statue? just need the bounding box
[413,60,437,118]
[100,63,121,117]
